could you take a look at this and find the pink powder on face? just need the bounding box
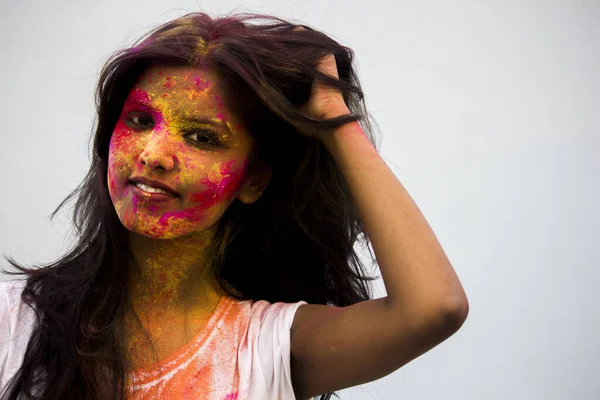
[127,86,150,104]
[157,206,209,227]
[109,74,251,239]
[224,393,238,400]
[108,172,117,193]
[214,95,224,109]
[131,192,140,213]
[193,159,248,202]
[195,77,210,90]
[162,80,174,89]
[154,159,247,230]
[124,88,166,127]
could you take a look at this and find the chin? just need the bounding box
[130,228,181,240]
[121,215,216,240]
[123,220,188,240]
[112,198,222,240]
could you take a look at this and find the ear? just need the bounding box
[237,165,272,205]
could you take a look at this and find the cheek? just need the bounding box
[189,158,248,207]
[150,158,249,232]
[107,122,140,188]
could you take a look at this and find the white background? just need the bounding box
[1,0,599,399]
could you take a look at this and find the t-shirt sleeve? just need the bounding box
[0,279,34,392]
[253,299,308,399]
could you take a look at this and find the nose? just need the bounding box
[138,130,176,172]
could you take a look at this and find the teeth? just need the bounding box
[135,183,170,195]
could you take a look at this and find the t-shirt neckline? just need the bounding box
[130,293,233,380]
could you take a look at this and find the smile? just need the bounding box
[130,183,178,202]
[128,176,179,197]
[134,182,171,195]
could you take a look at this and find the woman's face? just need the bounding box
[107,65,268,239]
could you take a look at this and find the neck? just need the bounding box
[126,227,225,312]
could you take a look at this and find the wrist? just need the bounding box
[320,120,361,149]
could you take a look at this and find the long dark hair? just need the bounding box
[1,11,380,400]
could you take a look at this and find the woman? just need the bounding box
[0,11,468,400]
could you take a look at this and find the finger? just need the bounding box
[312,54,342,102]
[316,53,339,80]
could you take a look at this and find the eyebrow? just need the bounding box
[125,99,234,136]
[184,116,228,130]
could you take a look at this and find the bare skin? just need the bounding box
[289,54,468,399]
[107,65,271,370]
[108,55,469,397]
[121,230,225,369]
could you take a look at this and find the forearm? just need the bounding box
[321,121,468,320]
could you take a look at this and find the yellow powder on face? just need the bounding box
[207,162,231,186]
[111,66,250,237]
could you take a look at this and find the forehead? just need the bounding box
[138,65,219,88]
[129,65,250,138]
[132,65,225,109]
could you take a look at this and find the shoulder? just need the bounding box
[0,279,35,389]
[247,298,309,326]
[231,297,308,341]
[0,278,35,337]
[0,279,30,317]
[231,297,308,397]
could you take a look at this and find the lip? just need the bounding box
[128,176,179,197]
[130,183,178,202]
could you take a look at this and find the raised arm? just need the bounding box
[290,54,469,399]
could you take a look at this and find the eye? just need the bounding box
[125,112,154,129]
[184,129,220,146]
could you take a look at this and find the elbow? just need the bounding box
[400,297,469,347]
[439,295,469,332]
[387,291,470,334]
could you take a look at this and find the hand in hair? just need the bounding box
[298,53,352,139]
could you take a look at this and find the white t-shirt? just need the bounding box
[0,279,308,399]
